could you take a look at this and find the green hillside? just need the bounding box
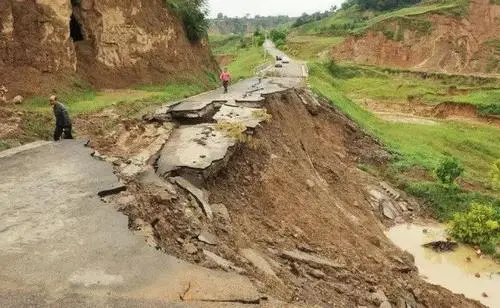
[294,0,469,36]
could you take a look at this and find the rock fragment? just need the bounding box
[203,250,245,273]
[240,248,278,279]
[197,231,218,245]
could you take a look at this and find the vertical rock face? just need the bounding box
[332,0,500,74]
[0,0,75,74]
[0,0,217,96]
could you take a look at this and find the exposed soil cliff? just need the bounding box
[0,0,217,97]
[332,0,500,74]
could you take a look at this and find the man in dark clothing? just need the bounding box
[49,95,73,141]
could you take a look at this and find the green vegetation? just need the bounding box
[165,0,209,41]
[209,15,295,36]
[406,182,498,220]
[451,89,500,115]
[0,140,10,151]
[448,203,499,254]
[292,6,338,28]
[308,61,500,251]
[269,29,288,47]
[435,156,464,184]
[296,0,469,35]
[209,35,248,54]
[313,63,500,115]
[491,159,500,190]
[343,0,422,12]
[225,46,270,80]
[19,75,217,142]
[209,35,270,80]
[285,35,344,60]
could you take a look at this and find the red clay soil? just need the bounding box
[118,89,483,308]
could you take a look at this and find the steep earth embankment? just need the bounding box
[333,0,500,74]
[0,0,217,97]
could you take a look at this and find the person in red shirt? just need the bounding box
[219,67,231,93]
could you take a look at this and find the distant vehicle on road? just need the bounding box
[282,56,290,64]
[275,60,283,68]
[276,55,282,61]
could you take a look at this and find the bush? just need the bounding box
[490,159,500,190]
[253,29,266,46]
[434,156,463,184]
[448,203,500,249]
[405,182,499,221]
[166,0,209,42]
[270,29,287,45]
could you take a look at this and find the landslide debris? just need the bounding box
[96,88,483,308]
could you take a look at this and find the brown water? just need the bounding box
[386,224,500,308]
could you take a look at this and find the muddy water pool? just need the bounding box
[386,224,500,308]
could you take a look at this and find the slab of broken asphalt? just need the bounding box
[155,76,301,186]
[0,140,261,306]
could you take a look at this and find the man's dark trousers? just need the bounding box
[54,125,73,141]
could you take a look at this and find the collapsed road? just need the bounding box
[0,41,485,307]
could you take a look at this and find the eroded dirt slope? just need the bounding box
[0,0,217,97]
[333,0,500,74]
[108,89,483,307]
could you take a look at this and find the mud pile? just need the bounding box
[95,88,483,308]
[333,0,500,74]
[0,0,217,97]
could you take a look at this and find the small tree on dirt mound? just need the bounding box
[448,203,500,254]
[434,156,464,184]
[490,159,500,190]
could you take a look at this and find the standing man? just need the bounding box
[220,67,231,94]
[49,95,73,141]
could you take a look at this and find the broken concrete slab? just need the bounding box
[156,124,237,181]
[168,101,218,121]
[240,249,279,279]
[380,181,401,200]
[235,96,266,105]
[173,176,213,220]
[128,124,173,166]
[381,200,399,220]
[213,105,268,129]
[198,231,218,245]
[203,250,245,274]
[281,250,344,269]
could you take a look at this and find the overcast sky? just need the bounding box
[207,0,345,18]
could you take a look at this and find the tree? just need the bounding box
[166,0,209,42]
[217,12,224,19]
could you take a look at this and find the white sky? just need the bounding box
[207,0,345,18]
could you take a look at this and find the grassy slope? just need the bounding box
[284,35,344,60]
[334,65,500,113]
[297,0,468,35]
[209,35,271,81]
[309,62,500,188]
[14,74,218,143]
